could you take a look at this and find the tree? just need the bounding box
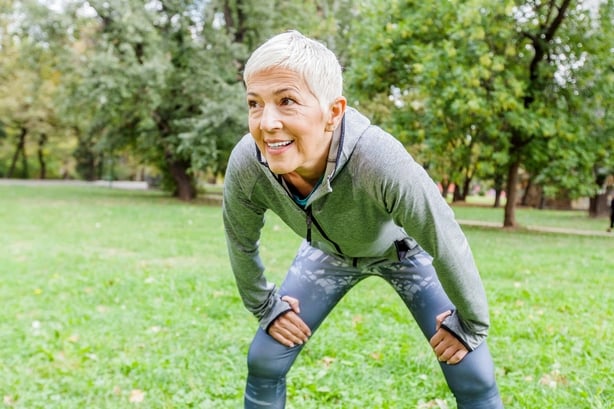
[58,0,350,199]
[0,1,76,179]
[1,0,359,195]
[346,0,613,226]
[61,0,253,199]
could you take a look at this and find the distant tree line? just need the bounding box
[0,0,612,225]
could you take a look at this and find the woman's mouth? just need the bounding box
[267,140,293,150]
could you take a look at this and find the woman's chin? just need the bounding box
[267,163,295,176]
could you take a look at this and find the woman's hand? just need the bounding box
[429,310,468,365]
[267,296,312,347]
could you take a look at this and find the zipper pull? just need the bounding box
[306,207,312,243]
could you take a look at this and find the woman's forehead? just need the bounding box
[246,68,308,94]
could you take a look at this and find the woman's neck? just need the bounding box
[283,172,323,198]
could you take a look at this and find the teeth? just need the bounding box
[267,141,292,148]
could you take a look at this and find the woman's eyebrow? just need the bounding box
[246,87,299,98]
[273,87,299,95]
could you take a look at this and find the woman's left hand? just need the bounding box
[267,295,312,348]
[429,310,468,365]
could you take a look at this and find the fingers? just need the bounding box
[281,295,301,313]
[268,295,311,348]
[434,309,452,330]
[429,328,468,365]
[430,310,466,365]
[268,311,311,348]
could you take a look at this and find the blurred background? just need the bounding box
[0,0,612,226]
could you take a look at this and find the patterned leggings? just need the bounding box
[244,241,503,408]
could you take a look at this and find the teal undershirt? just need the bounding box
[292,176,323,208]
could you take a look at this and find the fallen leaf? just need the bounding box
[418,398,448,408]
[321,356,335,367]
[4,395,14,406]
[539,370,568,388]
[129,389,145,403]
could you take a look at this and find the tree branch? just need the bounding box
[545,0,571,42]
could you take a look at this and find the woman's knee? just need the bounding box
[449,362,498,401]
[247,334,297,379]
[443,343,499,402]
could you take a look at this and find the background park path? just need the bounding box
[457,219,613,238]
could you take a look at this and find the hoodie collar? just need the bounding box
[254,107,371,203]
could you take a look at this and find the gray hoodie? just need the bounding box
[223,107,490,350]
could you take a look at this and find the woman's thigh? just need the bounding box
[375,252,501,407]
[375,251,453,338]
[247,242,365,376]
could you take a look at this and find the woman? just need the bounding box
[223,30,504,408]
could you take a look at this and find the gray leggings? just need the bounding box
[245,242,503,408]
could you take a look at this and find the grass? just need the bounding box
[450,202,609,232]
[0,184,611,408]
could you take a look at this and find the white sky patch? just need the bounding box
[40,0,64,12]
[76,2,98,18]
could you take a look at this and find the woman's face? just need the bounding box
[245,68,343,181]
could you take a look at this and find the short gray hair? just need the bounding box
[243,31,343,111]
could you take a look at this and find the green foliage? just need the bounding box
[59,0,249,189]
[347,0,520,194]
[346,0,613,205]
[0,0,74,178]
[44,0,353,195]
[1,0,611,207]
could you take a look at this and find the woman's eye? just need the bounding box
[280,97,296,106]
[247,100,260,109]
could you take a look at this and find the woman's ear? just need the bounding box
[326,96,347,131]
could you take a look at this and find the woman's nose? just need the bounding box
[260,105,282,131]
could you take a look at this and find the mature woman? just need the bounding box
[223,31,504,408]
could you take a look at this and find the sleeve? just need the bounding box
[365,136,490,350]
[222,148,291,331]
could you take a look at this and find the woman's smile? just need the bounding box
[266,140,294,151]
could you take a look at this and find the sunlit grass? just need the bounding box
[0,185,611,408]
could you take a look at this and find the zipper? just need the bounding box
[273,173,343,255]
[306,208,312,242]
[305,206,342,254]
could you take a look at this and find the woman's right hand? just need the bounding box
[267,296,312,347]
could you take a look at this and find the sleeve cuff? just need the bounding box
[441,310,488,351]
[258,297,292,332]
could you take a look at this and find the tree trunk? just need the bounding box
[453,182,463,202]
[8,127,27,178]
[167,155,196,201]
[502,0,571,224]
[493,172,504,208]
[589,193,609,217]
[440,177,450,199]
[38,133,48,179]
[504,158,520,227]
[461,175,471,201]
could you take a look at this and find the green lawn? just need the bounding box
[0,185,611,408]
[450,201,610,232]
